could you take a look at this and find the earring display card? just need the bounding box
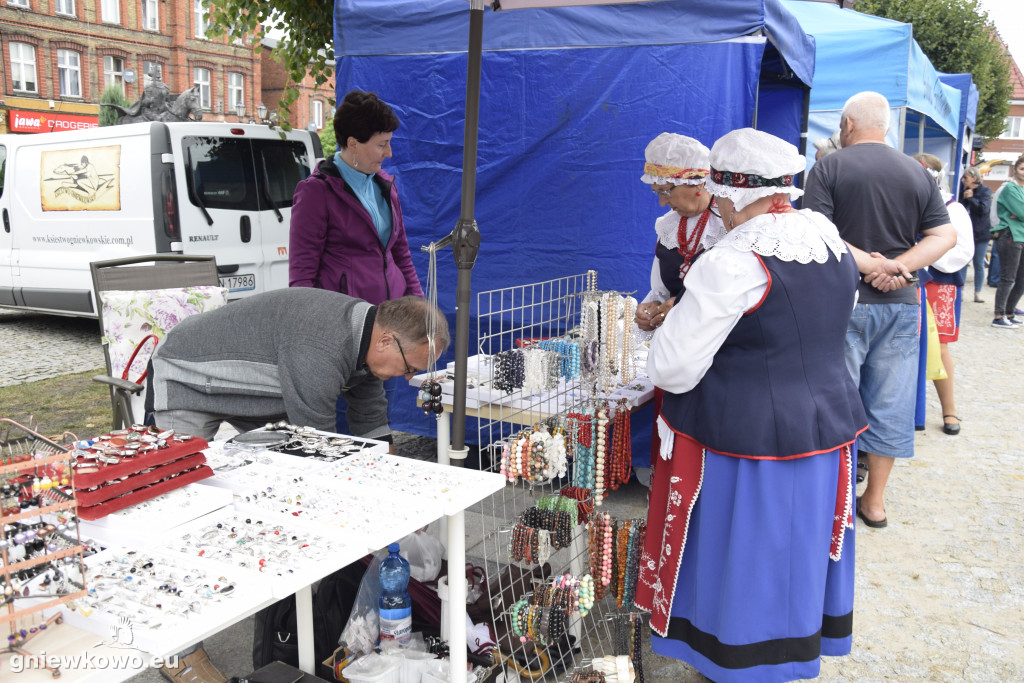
[55,544,274,657]
[161,506,369,598]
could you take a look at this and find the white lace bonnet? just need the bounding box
[640,133,710,186]
[704,128,805,211]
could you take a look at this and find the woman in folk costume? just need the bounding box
[633,133,726,483]
[635,128,868,682]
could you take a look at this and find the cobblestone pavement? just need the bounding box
[0,308,104,386]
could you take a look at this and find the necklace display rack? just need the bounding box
[1,418,89,677]
[471,272,649,682]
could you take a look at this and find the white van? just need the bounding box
[0,121,322,317]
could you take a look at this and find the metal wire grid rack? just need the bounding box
[469,272,645,682]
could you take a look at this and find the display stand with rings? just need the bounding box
[1,418,90,678]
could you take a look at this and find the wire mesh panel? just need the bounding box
[470,272,648,683]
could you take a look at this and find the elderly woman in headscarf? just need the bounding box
[634,133,726,331]
[635,129,868,683]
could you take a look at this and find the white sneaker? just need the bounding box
[992,317,1018,329]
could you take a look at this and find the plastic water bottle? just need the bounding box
[378,542,413,645]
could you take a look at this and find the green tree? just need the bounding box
[856,0,1014,141]
[99,85,131,127]
[204,0,333,131]
[318,120,337,158]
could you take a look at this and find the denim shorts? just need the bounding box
[844,302,920,458]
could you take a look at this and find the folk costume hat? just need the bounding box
[705,128,805,212]
[641,133,710,186]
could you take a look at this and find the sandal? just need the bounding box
[942,414,961,436]
[160,647,227,683]
[856,459,868,483]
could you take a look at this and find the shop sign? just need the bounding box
[9,110,99,134]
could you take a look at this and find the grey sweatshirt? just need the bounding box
[147,288,389,439]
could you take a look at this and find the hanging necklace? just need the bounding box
[676,200,714,280]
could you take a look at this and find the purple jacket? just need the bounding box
[289,159,423,305]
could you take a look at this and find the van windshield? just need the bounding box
[183,136,310,212]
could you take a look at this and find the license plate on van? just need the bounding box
[219,273,256,292]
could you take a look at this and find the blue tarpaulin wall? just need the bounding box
[783,0,962,176]
[333,0,815,439]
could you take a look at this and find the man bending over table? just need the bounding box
[146,289,448,444]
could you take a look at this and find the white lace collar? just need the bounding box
[654,209,727,252]
[714,209,847,264]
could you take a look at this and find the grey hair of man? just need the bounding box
[376,296,451,353]
[841,91,891,133]
[963,166,982,183]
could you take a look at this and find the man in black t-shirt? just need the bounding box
[804,91,955,529]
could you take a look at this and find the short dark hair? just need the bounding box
[333,90,399,147]
[376,296,450,355]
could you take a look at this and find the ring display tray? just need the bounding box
[78,483,233,544]
[161,506,370,598]
[200,445,331,494]
[56,544,273,657]
[72,436,210,489]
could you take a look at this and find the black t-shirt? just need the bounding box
[804,143,950,304]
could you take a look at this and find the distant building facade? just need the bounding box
[259,37,334,132]
[981,42,1024,189]
[0,0,260,133]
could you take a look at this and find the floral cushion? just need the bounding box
[100,286,228,382]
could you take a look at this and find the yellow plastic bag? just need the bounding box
[925,301,947,381]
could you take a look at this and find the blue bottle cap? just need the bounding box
[388,542,400,553]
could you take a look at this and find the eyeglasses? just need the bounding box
[651,186,674,198]
[391,334,415,376]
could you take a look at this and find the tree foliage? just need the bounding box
[99,85,131,127]
[856,0,1014,140]
[204,0,334,131]
[318,121,337,158]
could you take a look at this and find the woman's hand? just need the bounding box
[637,300,675,330]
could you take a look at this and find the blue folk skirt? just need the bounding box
[651,446,856,682]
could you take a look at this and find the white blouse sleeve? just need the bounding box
[644,257,670,304]
[646,247,769,394]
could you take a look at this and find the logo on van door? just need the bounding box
[41,146,120,211]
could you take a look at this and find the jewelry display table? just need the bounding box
[19,440,504,683]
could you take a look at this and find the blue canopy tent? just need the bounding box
[938,72,980,195]
[782,1,961,175]
[334,0,816,444]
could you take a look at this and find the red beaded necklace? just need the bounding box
[676,199,715,280]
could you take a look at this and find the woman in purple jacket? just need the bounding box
[290,90,423,304]
[289,90,423,433]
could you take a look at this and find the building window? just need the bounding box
[194,0,209,38]
[55,0,74,15]
[227,73,243,112]
[142,0,158,30]
[101,0,119,23]
[312,100,324,130]
[10,42,37,92]
[193,68,211,109]
[7,0,30,8]
[1001,117,1023,140]
[58,49,82,98]
[104,56,125,91]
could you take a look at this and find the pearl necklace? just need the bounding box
[594,407,608,506]
[601,294,620,395]
[620,296,636,386]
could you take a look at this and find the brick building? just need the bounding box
[0,0,260,133]
[259,37,333,133]
[980,40,1024,189]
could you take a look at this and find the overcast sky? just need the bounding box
[976,0,1023,71]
